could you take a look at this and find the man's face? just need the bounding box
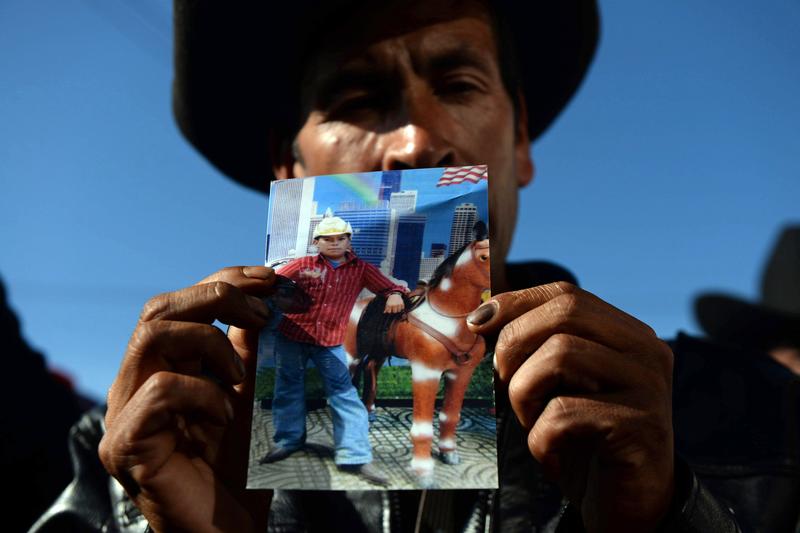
[273,1,534,275]
[315,234,351,261]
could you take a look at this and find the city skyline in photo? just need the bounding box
[266,168,489,288]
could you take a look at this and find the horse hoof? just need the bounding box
[410,458,436,487]
[439,450,461,465]
[416,472,436,489]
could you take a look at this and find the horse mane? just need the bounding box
[428,242,470,290]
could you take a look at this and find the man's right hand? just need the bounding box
[99,266,276,533]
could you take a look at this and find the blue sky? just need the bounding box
[267,170,487,256]
[1,1,798,400]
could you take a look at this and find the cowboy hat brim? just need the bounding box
[695,293,800,351]
[172,0,600,193]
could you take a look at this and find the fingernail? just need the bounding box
[492,351,498,371]
[232,354,246,381]
[467,301,497,325]
[224,396,235,421]
[243,266,273,280]
[247,296,270,319]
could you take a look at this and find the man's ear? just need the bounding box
[513,90,535,188]
[269,131,303,180]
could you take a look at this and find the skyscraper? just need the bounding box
[389,190,417,214]
[335,208,391,268]
[419,256,445,282]
[306,214,322,254]
[430,243,447,258]
[384,190,417,273]
[393,214,426,286]
[379,170,402,201]
[267,178,315,264]
[448,202,478,254]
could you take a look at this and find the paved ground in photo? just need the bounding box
[247,405,498,490]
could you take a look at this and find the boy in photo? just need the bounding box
[261,213,406,486]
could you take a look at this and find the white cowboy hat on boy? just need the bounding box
[313,215,354,239]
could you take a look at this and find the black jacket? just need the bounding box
[30,262,800,532]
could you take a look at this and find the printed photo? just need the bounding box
[247,166,496,490]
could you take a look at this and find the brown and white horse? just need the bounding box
[343,234,490,486]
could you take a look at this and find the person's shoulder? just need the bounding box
[671,332,800,468]
[670,332,800,532]
[344,252,363,264]
[670,332,799,386]
[277,254,316,272]
[349,254,377,271]
[30,405,147,533]
[291,254,318,264]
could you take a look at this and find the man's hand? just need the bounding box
[384,292,404,313]
[467,282,675,532]
[99,266,276,533]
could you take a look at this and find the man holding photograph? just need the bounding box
[33,1,798,532]
[262,213,405,486]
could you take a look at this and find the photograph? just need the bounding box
[247,166,498,490]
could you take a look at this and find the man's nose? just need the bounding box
[381,122,455,170]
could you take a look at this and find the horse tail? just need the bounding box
[357,295,388,362]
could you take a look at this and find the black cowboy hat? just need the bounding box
[172,0,599,193]
[694,225,800,351]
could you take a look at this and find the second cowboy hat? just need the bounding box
[694,225,800,352]
[172,0,599,192]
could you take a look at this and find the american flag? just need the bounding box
[436,165,488,187]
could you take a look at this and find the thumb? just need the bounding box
[466,282,576,335]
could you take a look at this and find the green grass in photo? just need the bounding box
[255,355,494,401]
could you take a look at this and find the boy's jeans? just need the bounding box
[272,331,372,465]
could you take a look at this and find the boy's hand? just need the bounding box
[384,293,404,313]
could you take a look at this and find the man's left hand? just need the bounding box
[467,282,675,532]
[384,293,404,314]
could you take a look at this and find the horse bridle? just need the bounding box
[407,241,491,364]
[426,241,491,319]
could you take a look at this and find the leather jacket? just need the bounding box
[30,263,800,532]
[29,405,755,533]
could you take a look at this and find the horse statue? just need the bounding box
[343,221,490,486]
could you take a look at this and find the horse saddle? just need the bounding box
[356,293,478,365]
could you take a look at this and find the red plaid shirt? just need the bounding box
[276,252,407,346]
